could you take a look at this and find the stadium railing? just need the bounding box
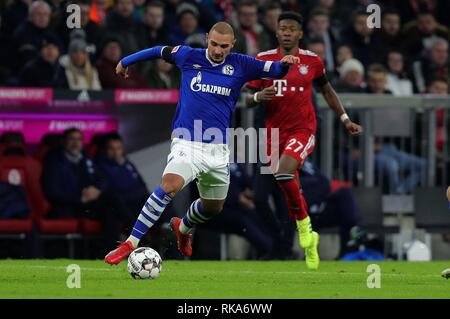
[236,93,450,259]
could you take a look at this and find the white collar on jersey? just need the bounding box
[205,49,226,67]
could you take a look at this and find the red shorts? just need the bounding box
[267,130,316,167]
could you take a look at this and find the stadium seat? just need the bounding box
[315,181,352,238]
[0,172,33,236]
[0,131,27,156]
[79,218,102,234]
[0,131,26,145]
[413,187,450,258]
[0,156,37,256]
[0,155,81,258]
[351,187,400,257]
[78,217,102,259]
[414,187,450,232]
[36,207,81,259]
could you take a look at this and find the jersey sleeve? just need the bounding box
[313,56,326,79]
[312,56,329,87]
[245,55,264,90]
[240,54,288,82]
[164,45,193,68]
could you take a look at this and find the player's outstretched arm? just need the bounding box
[319,82,363,136]
[116,45,174,78]
[271,55,299,78]
[247,54,299,83]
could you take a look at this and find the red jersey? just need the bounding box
[247,47,326,142]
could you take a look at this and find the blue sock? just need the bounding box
[127,187,172,246]
[179,199,215,234]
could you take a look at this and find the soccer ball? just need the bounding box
[127,247,162,280]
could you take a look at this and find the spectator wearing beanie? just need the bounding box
[59,38,102,90]
[333,58,366,93]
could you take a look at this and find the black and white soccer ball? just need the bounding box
[127,247,162,280]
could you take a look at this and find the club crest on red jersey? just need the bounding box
[299,64,309,75]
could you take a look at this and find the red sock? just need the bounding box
[277,178,309,221]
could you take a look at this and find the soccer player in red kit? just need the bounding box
[246,12,362,270]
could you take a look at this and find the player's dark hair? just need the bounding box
[278,11,304,28]
[63,127,82,140]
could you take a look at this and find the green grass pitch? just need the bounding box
[0,259,449,298]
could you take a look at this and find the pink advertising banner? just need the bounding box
[0,88,53,104]
[0,114,118,144]
[115,89,179,104]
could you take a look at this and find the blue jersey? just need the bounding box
[167,45,287,144]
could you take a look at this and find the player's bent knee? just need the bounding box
[160,174,185,196]
[160,184,182,197]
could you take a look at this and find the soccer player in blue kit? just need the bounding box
[105,22,299,264]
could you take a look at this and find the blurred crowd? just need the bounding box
[0,0,448,93]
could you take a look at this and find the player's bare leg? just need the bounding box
[274,154,319,270]
[105,173,184,265]
[173,198,225,256]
